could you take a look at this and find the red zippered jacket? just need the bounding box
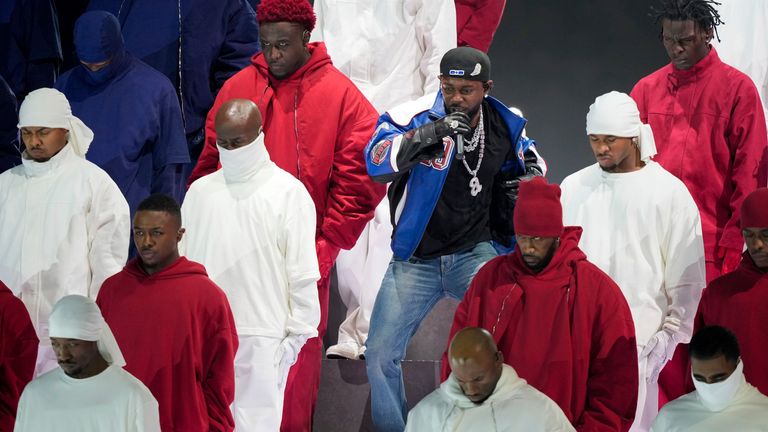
[189,43,385,273]
[631,48,768,266]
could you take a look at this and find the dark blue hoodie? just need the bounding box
[86,0,260,161]
[55,11,190,217]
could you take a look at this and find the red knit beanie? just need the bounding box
[513,177,564,237]
[741,187,768,228]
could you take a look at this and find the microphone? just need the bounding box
[456,134,465,160]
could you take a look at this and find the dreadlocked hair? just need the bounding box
[651,0,724,42]
[257,0,316,32]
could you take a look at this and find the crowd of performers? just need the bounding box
[1,0,767,431]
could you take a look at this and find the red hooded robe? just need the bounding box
[0,281,38,432]
[445,227,639,431]
[695,251,768,395]
[97,257,238,432]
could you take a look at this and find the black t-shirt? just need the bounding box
[414,100,512,259]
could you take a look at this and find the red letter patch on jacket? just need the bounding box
[421,137,454,170]
[371,140,392,166]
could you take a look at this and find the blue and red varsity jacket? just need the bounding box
[365,91,542,260]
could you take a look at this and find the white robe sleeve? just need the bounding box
[13,389,32,432]
[282,187,321,338]
[405,393,448,432]
[714,1,768,135]
[133,394,161,432]
[649,411,669,432]
[660,192,706,343]
[87,175,130,298]
[541,400,577,432]
[414,0,457,95]
[404,409,423,432]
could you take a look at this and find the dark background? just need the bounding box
[488,0,668,183]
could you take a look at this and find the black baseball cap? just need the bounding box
[439,47,491,82]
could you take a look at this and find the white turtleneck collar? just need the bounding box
[442,364,526,409]
[217,132,269,183]
[21,143,75,178]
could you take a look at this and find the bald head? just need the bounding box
[449,327,498,364]
[215,99,263,150]
[448,327,504,404]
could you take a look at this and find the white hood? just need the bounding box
[441,363,527,409]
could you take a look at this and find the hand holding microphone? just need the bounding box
[394,111,471,170]
[435,112,471,160]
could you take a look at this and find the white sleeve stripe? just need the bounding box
[390,134,403,172]
[529,145,547,176]
[393,184,408,225]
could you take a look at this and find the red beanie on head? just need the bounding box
[741,187,768,228]
[513,176,564,237]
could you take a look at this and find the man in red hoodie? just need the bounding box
[187,1,385,429]
[695,187,768,396]
[0,280,38,431]
[445,177,639,431]
[97,194,238,432]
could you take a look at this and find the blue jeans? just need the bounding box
[365,241,497,432]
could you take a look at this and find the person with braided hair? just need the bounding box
[631,0,768,416]
[631,0,768,283]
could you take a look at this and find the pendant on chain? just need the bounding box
[469,176,482,196]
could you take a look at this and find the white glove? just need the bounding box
[274,334,310,388]
[640,330,678,384]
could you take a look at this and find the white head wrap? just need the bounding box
[17,88,94,157]
[49,295,126,367]
[585,91,657,161]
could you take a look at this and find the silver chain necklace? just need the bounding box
[460,106,485,197]
[463,107,484,152]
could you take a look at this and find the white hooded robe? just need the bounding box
[406,364,575,432]
[0,144,129,375]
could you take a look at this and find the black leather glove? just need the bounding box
[395,112,471,171]
[501,150,545,205]
[433,111,471,139]
[490,148,545,246]
[504,172,538,205]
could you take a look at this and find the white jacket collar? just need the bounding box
[21,143,75,178]
[442,364,527,409]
